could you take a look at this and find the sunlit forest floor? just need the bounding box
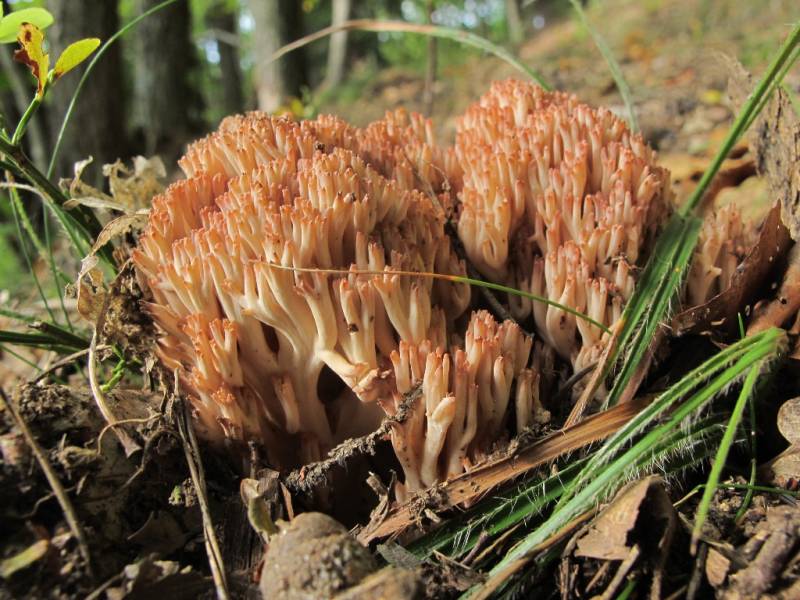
[324,0,797,161]
[2,0,800,597]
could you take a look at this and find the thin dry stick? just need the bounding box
[599,544,640,600]
[0,388,95,580]
[95,415,159,454]
[359,396,648,544]
[284,383,422,493]
[563,319,624,428]
[30,346,99,383]
[86,268,140,457]
[270,19,548,88]
[174,380,229,600]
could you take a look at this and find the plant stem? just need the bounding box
[11,96,41,146]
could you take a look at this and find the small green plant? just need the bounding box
[0,2,177,377]
[0,6,102,358]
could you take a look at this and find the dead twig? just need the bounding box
[564,320,624,428]
[359,396,648,544]
[30,346,98,383]
[95,414,159,454]
[0,387,95,580]
[283,383,422,494]
[174,374,230,600]
[599,544,640,600]
[471,510,595,599]
[87,264,140,456]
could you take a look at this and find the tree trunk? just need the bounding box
[324,0,351,89]
[132,0,203,161]
[505,0,524,46]
[206,1,245,116]
[47,0,127,184]
[249,0,307,113]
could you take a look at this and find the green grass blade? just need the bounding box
[270,19,550,90]
[8,189,56,323]
[47,0,181,179]
[568,0,638,131]
[410,412,727,562]
[734,388,758,522]
[463,328,785,598]
[42,199,73,330]
[0,307,37,323]
[0,342,42,371]
[5,172,74,328]
[0,329,82,352]
[600,20,799,409]
[691,364,760,550]
[604,214,702,406]
[568,327,769,500]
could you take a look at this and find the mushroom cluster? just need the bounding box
[135,80,688,493]
[133,111,480,468]
[453,80,672,373]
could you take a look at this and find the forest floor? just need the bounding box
[1,0,800,598]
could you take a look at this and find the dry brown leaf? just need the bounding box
[777,397,800,445]
[74,213,148,323]
[706,547,732,588]
[63,155,165,214]
[574,476,676,561]
[761,397,800,487]
[748,244,800,335]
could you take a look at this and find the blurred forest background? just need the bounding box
[0,0,797,298]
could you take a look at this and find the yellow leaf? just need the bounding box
[13,23,48,97]
[53,38,100,80]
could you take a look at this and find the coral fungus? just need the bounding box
[134,112,472,468]
[453,80,672,371]
[135,80,685,494]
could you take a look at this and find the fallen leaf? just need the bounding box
[748,244,800,334]
[574,476,676,561]
[64,155,165,213]
[706,547,731,588]
[777,397,800,445]
[724,506,800,598]
[13,23,48,97]
[762,397,800,487]
[0,539,49,579]
[74,212,148,323]
[105,156,166,211]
